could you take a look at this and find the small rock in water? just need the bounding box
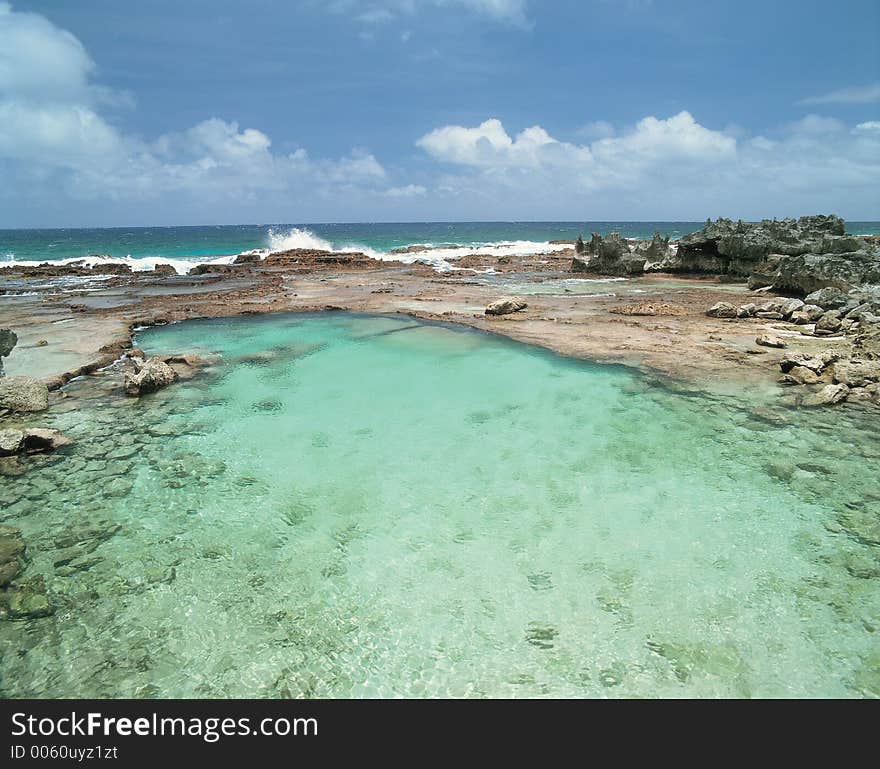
[123,356,178,396]
[525,622,559,649]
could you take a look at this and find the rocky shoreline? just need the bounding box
[2,215,878,409]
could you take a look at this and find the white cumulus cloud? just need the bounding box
[414,111,880,219]
[0,3,389,219]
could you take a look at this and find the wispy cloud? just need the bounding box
[329,0,531,29]
[384,184,427,197]
[799,82,880,105]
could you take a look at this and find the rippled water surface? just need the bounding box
[1,313,878,697]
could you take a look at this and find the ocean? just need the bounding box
[3,221,879,275]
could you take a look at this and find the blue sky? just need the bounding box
[1,0,878,225]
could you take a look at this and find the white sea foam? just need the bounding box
[11,253,240,276]
[267,227,334,252]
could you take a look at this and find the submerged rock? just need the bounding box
[0,330,16,359]
[0,376,49,413]
[0,525,25,587]
[3,575,53,620]
[123,356,179,396]
[485,297,528,316]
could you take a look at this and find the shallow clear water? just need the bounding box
[2,313,878,697]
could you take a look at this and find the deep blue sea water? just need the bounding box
[2,221,878,274]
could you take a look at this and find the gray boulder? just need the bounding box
[0,427,72,456]
[678,215,846,273]
[636,232,673,266]
[815,311,843,334]
[804,287,849,310]
[779,298,805,318]
[789,304,825,324]
[21,428,72,453]
[0,376,49,412]
[769,250,880,295]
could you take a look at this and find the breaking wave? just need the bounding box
[267,227,333,253]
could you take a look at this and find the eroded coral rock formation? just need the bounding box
[571,232,667,276]
[676,215,879,294]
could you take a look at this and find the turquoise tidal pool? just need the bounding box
[1,313,878,697]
